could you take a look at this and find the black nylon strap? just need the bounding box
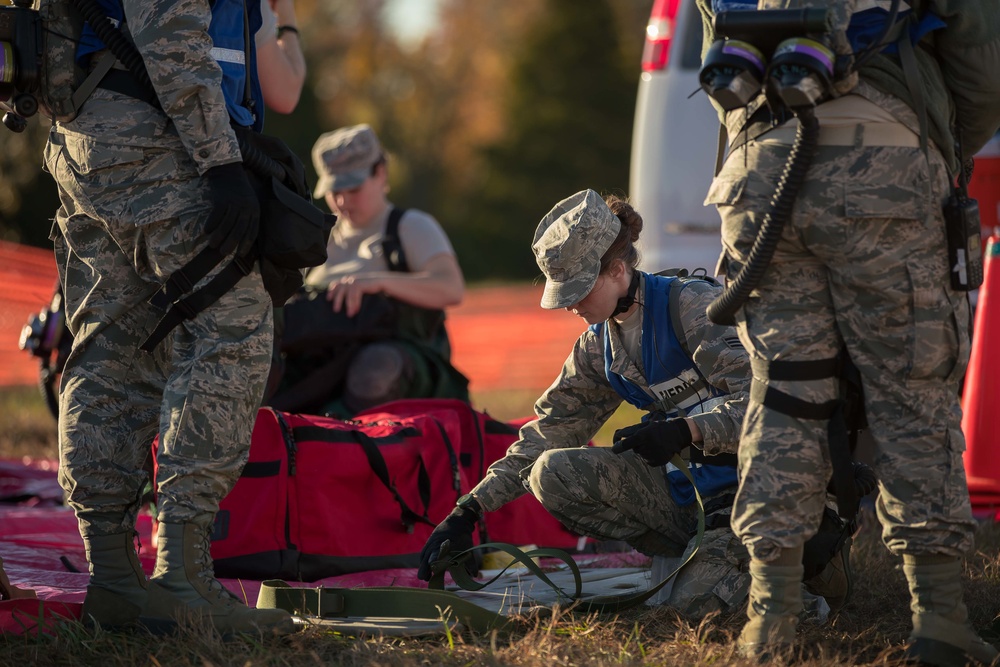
[750,379,839,420]
[828,403,859,519]
[750,356,840,382]
[148,247,226,312]
[96,68,159,107]
[353,430,434,532]
[291,425,419,445]
[140,254,254,352]
[689,447,738,469]
[428,418,462,494]
[382,207,409,273]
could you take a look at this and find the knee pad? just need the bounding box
[344,342,413,411]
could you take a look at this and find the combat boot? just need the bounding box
[141,521,294,636]
[737,548,804,661]
[804,533,853,613]
[80,532,148,629]
[902,554,998,667]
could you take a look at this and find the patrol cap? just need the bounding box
[532,189,621,310]
[311,124,383,198]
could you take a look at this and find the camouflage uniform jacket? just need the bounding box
[696,0,1000,174]
[472,273,750,512]
[63,0,246,172]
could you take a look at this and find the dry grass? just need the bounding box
[1,386,998,666]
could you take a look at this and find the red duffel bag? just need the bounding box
[207,407,472,580]
[357,398,586,551]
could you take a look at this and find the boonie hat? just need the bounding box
[532,189,621,310]
[311,124,383,198]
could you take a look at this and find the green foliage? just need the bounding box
[0,119,58,248]
[449,0,639,281]
[0,0,652,287]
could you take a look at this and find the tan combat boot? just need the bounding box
[81,532,148,628]
[142,521,295,636]
[737,547,804,661]
[902,554,999,667]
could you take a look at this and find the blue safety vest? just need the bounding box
[591,273,738,506]
[77,0,263,131]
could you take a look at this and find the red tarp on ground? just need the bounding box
[0,458,646,635]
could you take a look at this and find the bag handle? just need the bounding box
[353,429,434,532]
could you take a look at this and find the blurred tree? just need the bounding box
[1,0,655,288]
[0,118,57,247]
[448,0,640,281]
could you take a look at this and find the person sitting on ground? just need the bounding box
[417,189,859,619]
[270,124,469,415]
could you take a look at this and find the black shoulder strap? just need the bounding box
[382,207,410,273]
[653,268,721,360]
[668,277,692,359]
[139,251,253,352]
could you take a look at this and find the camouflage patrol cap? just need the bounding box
[311,124,383,198]
[532,189,621,310]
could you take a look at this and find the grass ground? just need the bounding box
[1,386,998,666]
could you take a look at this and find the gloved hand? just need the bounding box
[611,418,693,467]
[203,162,260,257]
[416,504,479,581]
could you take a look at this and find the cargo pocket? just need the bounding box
[703,175,747,208]
[63,135,145,179]
[906,262,960,381]
[705,175,751,274]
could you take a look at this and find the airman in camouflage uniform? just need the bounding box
[418,190,847,618]
[697,0,1000,662]
[43,0,291,635]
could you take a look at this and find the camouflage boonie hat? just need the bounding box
[311,124,383,198]
[532,189,621,310]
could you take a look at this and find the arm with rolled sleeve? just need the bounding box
[675,281,750,456]
[470,329,623,512]
[123,0,243,173]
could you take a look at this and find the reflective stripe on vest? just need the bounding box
[76,0,263,130]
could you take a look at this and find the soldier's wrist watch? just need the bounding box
[455,493,483,520]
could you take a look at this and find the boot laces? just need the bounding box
[192,529,240,604]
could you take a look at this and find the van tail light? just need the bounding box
[641,0,680,72]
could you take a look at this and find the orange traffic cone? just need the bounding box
[961,232,1000,515]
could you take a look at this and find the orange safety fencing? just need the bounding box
[0,241,583,393]
[0,241,59,388]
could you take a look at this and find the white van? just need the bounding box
[629,0,722,275]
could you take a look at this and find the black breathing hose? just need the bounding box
[72,0,153,95]
[852,460,879,498]
[707,107,821,326]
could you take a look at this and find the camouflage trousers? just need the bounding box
[44,102,272,538]
[526,447,750,615]
[710,136,976,562]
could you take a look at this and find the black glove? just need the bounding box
[203,162,260,257]
[416,504,478,582]
[611,418,693,467]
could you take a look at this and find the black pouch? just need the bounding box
[944,193,984,291]
[236,129,336,304]
[259,175,333,269]
[281,289,397,355]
